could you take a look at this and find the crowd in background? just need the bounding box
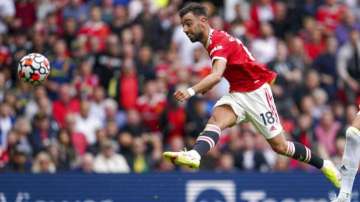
[0,0,359,173]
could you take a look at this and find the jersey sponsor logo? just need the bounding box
[186,180,235,202]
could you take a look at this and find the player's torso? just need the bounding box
[206,30,276,92]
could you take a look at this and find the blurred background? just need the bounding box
[0,0,359,175]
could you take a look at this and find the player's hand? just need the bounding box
[174,89,191,102]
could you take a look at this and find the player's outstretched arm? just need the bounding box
[174,59,226,102]
[193,59,226,94]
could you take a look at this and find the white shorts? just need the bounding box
[214,83,283,139]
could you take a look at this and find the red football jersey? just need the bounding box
[207,29,277,92]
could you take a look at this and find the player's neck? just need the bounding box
[202,26,211,48]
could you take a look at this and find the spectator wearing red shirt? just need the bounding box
[119,59,138,110]
[0,36,11,68]
[73,59,99,99]
[78,6,110,52]
[316,0,347,32]
[136,80,166,132]
[304,27,325,61]
[52,84,80,128]
[160,96,186,142]
[15,0,36,29]
[65,113,87,156]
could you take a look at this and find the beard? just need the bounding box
[187,30,203,42]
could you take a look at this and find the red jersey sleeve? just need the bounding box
[209,38,231,64]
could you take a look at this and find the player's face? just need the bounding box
[181,12,204,42]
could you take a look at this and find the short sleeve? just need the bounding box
[209,39,230,64]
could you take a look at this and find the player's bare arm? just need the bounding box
[174,59,226,102]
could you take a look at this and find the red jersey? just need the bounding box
[316,4,347,31]
[207,29,276,92]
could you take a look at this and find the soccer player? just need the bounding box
[163,2,341,188]
[332,109,360,202]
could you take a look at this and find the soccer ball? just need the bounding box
[18,53,50,85]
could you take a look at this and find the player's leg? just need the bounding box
[267,134,324,169]
[334,112,360,202]
[191,105,237,156]
[266,133,340,188]
[163,94,244,169]
[163,105,237,168]
[242,83,340,187]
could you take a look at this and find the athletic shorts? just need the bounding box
[214,83,283,139]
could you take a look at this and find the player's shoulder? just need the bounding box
[209,29,232,47]
[212,29,230,40]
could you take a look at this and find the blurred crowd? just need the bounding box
[0,0,359,174]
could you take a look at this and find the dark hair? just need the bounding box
[179,2,208,18]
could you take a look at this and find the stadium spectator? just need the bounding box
[133,0,165,51]
[111,5,128,34]
[250,0,275,30]
[217,152,237,172]
[24,86,50,119]
[292,114,315,149]
[2,144,31,173]
[94,34,121,91]
[15,0,36,30]
[267,41,301,116]
[316,0,347,32]
[136,79,166,132]
[315,110,342,158]
[127,136,150,173]
[73,59,99,100]
[335,11,360,46]
[65,113,87,156]
[270,1,291,39]
[32,151,56,173]
[79,6,110,52]
[313,36,338,99]
[119,58,139,110]
[93,140,130,173]
[287,35,310,70]
[52,83,80,128]
[0,102,14,151]
[47,40,75,99]
[104,98,126,129]
[63,0,89,23]
[0,0,15,34]
[88,86,106,123]
[74,100,102,145]
[76,152,95,173]
[337,29,360,103]
[230,130,270,171]
[13,117,32,156]
[55,129,77,170]
[29,113,58,154]
[251,22,277,64]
